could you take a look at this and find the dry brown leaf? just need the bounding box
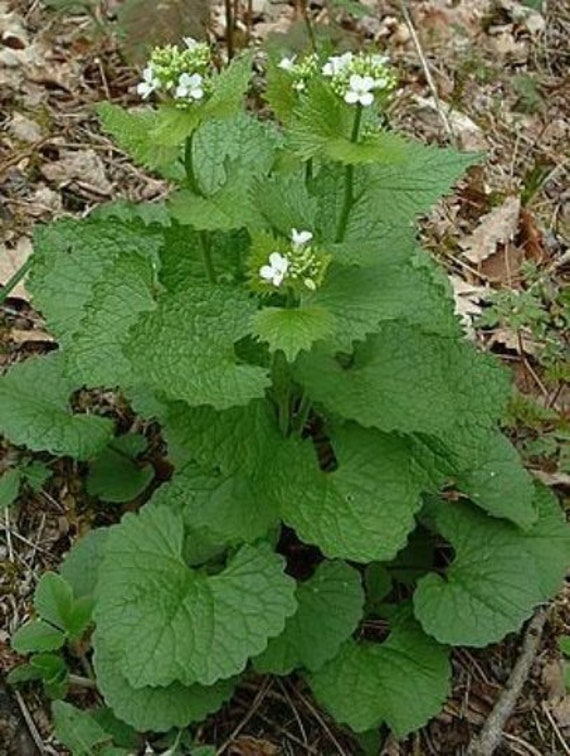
[480,243,526,285]
[459,196,521,264]
[551,697,570,729]
[519,208,545,263]
[227,736,278,756]
[9,112,44,143]
[449,275,489,338]
[10,328,54,345]
[542,659,566,702]
[412,96,486,151]
[40,149,113,197]
[0,237,32,299]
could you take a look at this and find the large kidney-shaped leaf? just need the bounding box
[125,286,270,409]
[455,431,536,528]
[271,424,426,563]
[295,323,509,445]
[254,560,364,675]
[28,218,161,347]
[0,353,113,460]
[94,506,297,688]
[93,638,235,733]
[308,608,451,736]
[414,485,570,647]
[149,462,280,544]
[163,400,280,472]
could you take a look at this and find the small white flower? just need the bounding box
[370,53,389,67]
[293,80,306,92]
[137,65,159,99]
[291,228,313,247]
[322,52,353,77]
[175,72,204,101]
[183,36,199,49]
[278,55,296,72]
[344,74,375,106]
[259,252,289,287]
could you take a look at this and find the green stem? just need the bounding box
[184,136,216,283]
[335,104,363,243]
[0,257,33,306]
[271,350,291,437]
[294,391,312,434]
[68,674,97,690]
[198,231,216,284]
[305,157,313,183]
[184,135,202,196]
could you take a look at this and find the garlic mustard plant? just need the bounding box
[4,36,569,749]
[136,37,212,105]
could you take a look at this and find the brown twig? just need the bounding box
[396,0,454,139]
[14,690,46,755]
[466,608,547,756]
[216,678,272,754]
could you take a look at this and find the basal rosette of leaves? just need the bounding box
[4,40,570,744]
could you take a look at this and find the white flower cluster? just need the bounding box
[259,229,327,292]
[277,53,319,93]
[137,37,212,104]
[322,51,396,107]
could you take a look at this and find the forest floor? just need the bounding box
[0,0,569,754]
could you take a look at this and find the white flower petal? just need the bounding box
[272,271,285,286]
[184,36,199,49]
[190,87,204,100]
[188,73,203,86]
[359,92,374,107]
[371,53,388,66]
[344,90,359,104]
[137,81,155,98]
[175,84,188,99]
[260,265,274,280]
[361,75,376,91]
[268,253,288,274]
[278,56,296,71]
[348,73,364,90]
[291,228,313,246]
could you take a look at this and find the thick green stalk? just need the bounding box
[184,134,201,196]
[335,104,363,243]
[198,231,216,284]
[272,350,291,437]
[294,391,312,435]
[184,135,216,284]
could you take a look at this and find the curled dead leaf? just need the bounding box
[459,197,521,264]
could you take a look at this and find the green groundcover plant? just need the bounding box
[4,38,570,748]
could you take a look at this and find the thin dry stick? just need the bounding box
[14,690,46,755]
[396,0,453,139]
[275,677,310,748]
[541,701,570,755]
[295,687,349,756]
[502,733,543,756]
[467,608,547,756]
[216,677,272,754]
[4,509,14,562]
